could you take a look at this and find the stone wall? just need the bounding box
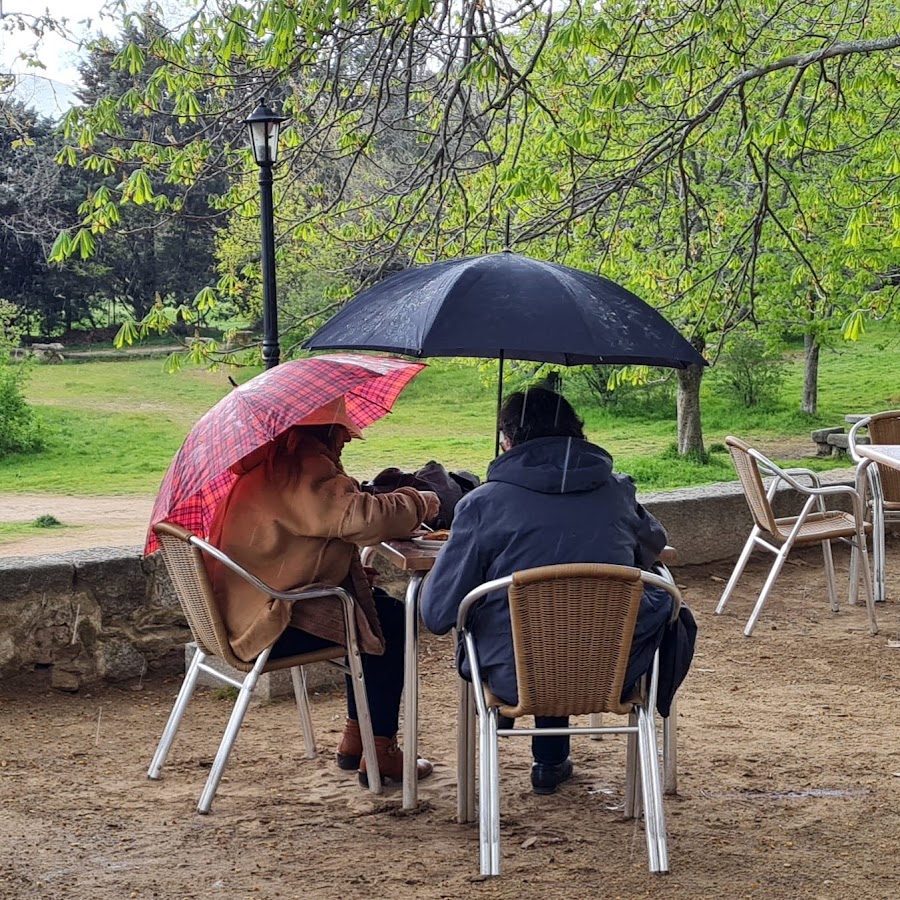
[0,547,188,689]
[0,468,862,687]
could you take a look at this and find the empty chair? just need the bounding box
[848,411,900,603]
[716,436,875,636]
[456,563,683,877]
[148,521,382,813]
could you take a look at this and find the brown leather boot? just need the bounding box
[336,718,363,771]
[358,735,434,788]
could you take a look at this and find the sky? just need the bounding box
[2,0,114,82]
[2,0,128,116]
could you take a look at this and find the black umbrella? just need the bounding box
[305,251,707,452]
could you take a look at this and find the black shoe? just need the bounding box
[530,758,574,795]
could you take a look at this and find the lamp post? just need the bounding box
[245,98,287,369]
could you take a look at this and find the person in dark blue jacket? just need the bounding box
[421,388,691,794]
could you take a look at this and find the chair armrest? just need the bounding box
[750,448,861,502]
[642,568,684,623]
[848,417,872,464]
[779,467,823,489]
[455,575,514,633]
[190,534,354,606]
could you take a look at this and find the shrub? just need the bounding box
[573,365,676,420]
[33,515,62,528]
[709,331,787,408]
[0,299,45,456]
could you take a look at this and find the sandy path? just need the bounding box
[0,493,154,557]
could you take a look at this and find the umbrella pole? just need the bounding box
[494,352,505,458]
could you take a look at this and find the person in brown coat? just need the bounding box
[206,397,439,787]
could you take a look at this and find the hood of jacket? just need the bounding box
[486,436,614,494]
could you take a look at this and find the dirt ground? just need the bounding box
[0,493,154,557]
[4,532,900,900]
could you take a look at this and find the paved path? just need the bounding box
[0,493,154,557]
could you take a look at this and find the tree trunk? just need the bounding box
[801,332,819,415]
[677,363,706,456]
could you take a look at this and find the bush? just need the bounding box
[709,331,787,408]
[33,514,62,528]
[0,300,45,456]
[573,365,676,420]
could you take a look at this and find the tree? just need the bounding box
[51,0,900,450]
[0,100,95,335]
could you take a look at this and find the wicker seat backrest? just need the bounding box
[504,563,644,719]
[868,411,900,503]
[726,436,779,535]
[153,521,239,665]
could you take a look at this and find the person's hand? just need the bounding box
[419,490,441,522]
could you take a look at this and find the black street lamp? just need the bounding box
[245,98,287,369]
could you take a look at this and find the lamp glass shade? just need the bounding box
[245,100,286,165]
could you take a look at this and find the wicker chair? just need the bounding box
[716,436,876,637]
[848,411,900,603]
[455,563,682,877]
[148,522,382,813]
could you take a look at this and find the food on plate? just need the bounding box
[427,529,451,541]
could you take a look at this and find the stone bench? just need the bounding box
[29,342,65,362]
[812,427,870,457]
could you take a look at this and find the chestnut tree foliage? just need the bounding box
[36,0,900,450]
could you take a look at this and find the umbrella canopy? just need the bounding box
[304,251,707,369]
[145,353,425,555]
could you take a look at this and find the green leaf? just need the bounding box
[114,319,141,349]
[48,231,73,263]
[841,310,866,342]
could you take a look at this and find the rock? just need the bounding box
[51,668,81,692]
[95,639,147,681]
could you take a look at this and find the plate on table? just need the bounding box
[411,531,451,550]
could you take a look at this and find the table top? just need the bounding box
[368,540,679,572]
[857,444,900,470]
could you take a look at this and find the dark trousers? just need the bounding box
[498,715,570,765]
[269,587,405,738]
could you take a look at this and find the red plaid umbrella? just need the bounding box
[144,353,426,555]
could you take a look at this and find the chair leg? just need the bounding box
[873,490,887,605]
[867,465,887,604]
[715,530,758,615]
[290,667,317,760]
[663,699,677,796]
[457,676,470,824]
[637,704,669,874]
[874,513,886,604]
[589,712,603,740]
[855,521,878,635]
[477,705,502,876]
[198,654,267,815]
[466,687,476,824]
[744,543,793,637]
[148,646,205,780]
[624,711,640,820]
[487,707,501,876]
[821,539,840,612]
[346,646,382,796]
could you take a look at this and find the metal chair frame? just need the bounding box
[716,436,876,637]
[455,563,683,877]
[848,411,900,604]
[149,522,382,813]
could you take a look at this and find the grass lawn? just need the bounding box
[6,324,899,496]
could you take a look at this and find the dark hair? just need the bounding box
[498,388,585,447]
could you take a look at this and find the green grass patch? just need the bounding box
[0,520,78,543]
[9,325,900,496]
